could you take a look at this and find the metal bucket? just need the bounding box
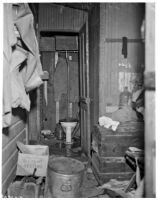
[48,157,85,198]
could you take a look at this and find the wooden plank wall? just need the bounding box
[144,3,155,197]
[99,3,145,115]
[40,52,56,132]
[89,4,100,129]
[2,108,27,195]
[28,89,40,142]
[38,3,87,32]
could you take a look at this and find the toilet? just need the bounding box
[60,119,78,144]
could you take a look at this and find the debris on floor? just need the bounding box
[80,168,105,198]
[7,142,142,198]
[97,178,141,198]
[7,176,46,198]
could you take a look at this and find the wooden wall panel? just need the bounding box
[2,108,27,195]
[99,3,145,115]
[39,3,87,32]
[2,120,26,148]
[28,89,40,142]
[40,52,56,132]
[144,3,155,197]
[2,128,26,164]
[89,4,100,128]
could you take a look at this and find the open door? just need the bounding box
[79,21,91,157]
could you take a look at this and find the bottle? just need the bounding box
[54,123,65,140]
[119,86,132,108]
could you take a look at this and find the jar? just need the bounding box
[119,86,132,108]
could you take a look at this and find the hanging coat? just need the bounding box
[3,3,17,127]
[3,3,43,127]
[13,3,43,92]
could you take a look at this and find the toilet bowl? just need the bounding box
[60,120,78,144]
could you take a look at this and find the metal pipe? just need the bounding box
[66,51,70,119]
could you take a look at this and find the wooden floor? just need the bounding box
[25,136,136,198]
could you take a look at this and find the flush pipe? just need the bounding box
[65,51,70,120]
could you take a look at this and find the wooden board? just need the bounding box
[55,36,78,50]
[40,52,56,133]
[144,3,155,197]
[2,164,17,196]
[38,4,87,32]
[88,4,100,129]
[2,150,18,183]
[92,152,133,173]
[2,129,26,163]
[2,120,26,148]
[93,134,144,157]
[79,21,91,156]
[92,122,144,157]
[2,108,27,195]
[92,160,134,185]
[39,37,55,51]
[93,122,144,135]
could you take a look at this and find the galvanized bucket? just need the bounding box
[48,156,85,198]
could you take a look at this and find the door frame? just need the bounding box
[79,19,91,157]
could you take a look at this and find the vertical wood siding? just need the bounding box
[2,108,27,195]
[89,4,100,128]
[40,52,56,132]
[39,4,87,32]
[99,3,145,115]
[145,3,155,197]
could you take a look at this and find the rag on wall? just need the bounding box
[3,3,43,128]
[122,37,128,58]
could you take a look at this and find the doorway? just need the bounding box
[39,32,79,131]
[38,22,90,156]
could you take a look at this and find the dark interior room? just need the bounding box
[2,2,155,198]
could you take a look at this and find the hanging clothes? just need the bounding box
[12,3,43,92]
[3,3,17,127]
[3,3,43,127]
[54,52,79,102]
[54,56,67,101]
[10,46,30,110]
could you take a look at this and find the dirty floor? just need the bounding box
[9,136,134,198]
[39,136,110,198]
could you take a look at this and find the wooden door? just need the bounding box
[79,21,91,157]
[144,3,155,197]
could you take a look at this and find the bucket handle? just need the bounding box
[60,182,72,192]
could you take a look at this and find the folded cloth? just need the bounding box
[128,147,143,152]
[99,116,120,131]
